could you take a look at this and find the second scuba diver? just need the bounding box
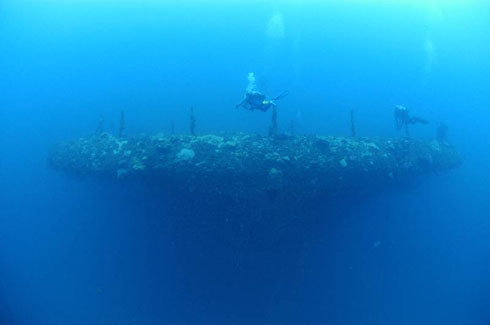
[394,105,429,136]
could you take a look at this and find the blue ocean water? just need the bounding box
[1,1,490,324]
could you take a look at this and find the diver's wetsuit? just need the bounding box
[395,105,428,135]
[235,90,288,112]
[236,91,274,111]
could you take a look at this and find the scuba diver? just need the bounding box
[235,72,288,112]
[235,90,289,112]
[394,105,428,136]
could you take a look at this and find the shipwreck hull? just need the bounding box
[48,133,461,205]
[47,132,462,249]
[46,133,463,303]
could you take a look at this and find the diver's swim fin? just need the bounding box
[273,90,289,101]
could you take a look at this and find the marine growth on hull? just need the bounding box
[48,132,461,205]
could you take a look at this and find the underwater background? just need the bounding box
[1,0,490,324]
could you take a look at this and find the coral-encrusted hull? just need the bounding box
[48,133,461,202]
